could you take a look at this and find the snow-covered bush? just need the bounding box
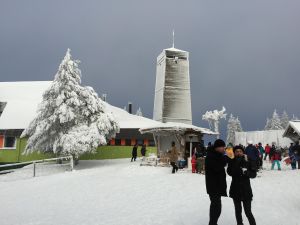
[21,49,119,158]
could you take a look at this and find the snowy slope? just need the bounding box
[0,160,299,225]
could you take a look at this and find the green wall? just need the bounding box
[0,137,157,163]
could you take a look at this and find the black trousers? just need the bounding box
[170,162,178,173]
[131,156,137,162]
[209,195,222,225]
[233,199,256,225]
[259,157,263,168]
[264,153,270,160]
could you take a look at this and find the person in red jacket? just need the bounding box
[271,148,281,170]
[264,144,271,161]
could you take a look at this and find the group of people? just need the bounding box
[131,144,147,162]
[206,139,257,225]
[288,142,300,170]
[229,141,300,171]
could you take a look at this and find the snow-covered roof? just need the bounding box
[283,120,300,141]
[103,103,162,129]
[0,81,52,130]
[164,47,187,53]
[139,122,217,135]
[0,81,161,130]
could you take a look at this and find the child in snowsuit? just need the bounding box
[271,149,282,170]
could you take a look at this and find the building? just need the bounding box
[235,130,291,147]
[153,47,192,124]
[0,81,160,163]
[283,120,300,142]
[142,42,215,161]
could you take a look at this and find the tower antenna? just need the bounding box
[172,29,175,48]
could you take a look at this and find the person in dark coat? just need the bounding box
[205,139,227,225]
[292,141,300,169]
[245,141,259,171]
[195,144,206,174]
[141,144,147,159]
[270,144,276,158]
[227,146,257,225]
[131,144,138,162]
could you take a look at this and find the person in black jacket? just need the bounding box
[131,144,138,162]
[227,146,257,225]
[141,144,147,161]
[205,139,228,225]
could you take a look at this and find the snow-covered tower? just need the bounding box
[153,34,192,124]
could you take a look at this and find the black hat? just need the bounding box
[233,145,244,153]
[214,139,226,148]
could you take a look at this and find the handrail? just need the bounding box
[0,156,73,168]
[0,155,74,176]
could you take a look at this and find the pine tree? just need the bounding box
[264,118,271,130]
[226,114,243,144]
[226,114,236,144]
[21,49,119,158]
[267,110,283,130]
[136,107,143,116]
[280,110,289,129]
[235,117,243,132]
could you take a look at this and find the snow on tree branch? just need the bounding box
[21,49,120,158]
[202,106,227,138]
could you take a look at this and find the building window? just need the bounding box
[1,136,16,149]
[115,139,121,146]
[0,102,7,116]
[125,139,131,146]
[121,139,126,146]
[148,140,156,147]
[131,139,136,146]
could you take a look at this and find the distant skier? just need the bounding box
[168,141,179,174]
[271,148,282,170]
[131,144,138,162]
[227,146,257,225]
[205,139,227,225]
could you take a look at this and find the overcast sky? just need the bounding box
[1,0,300,137]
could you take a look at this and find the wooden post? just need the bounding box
[70,156,74,171]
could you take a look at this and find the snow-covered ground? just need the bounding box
[0,159,299,225]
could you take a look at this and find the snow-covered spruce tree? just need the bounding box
[136,107,143,117]
[264,118,271,130]
[226,114,236,145]
[280,110,290,129]
[226,114,243,145]
[21,49,119,160]
[266,110,283,130]
[235,117,243,132]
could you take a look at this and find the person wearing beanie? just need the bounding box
[227,146,257,225]
[205,139,228,225]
